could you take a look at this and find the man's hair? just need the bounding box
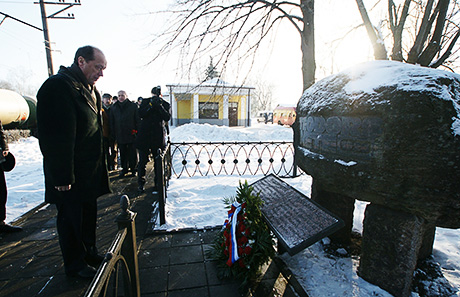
[74,45,96,64]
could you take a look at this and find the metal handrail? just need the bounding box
[84,195,140,297]
[169,141,299,178]
[85,229,128,296]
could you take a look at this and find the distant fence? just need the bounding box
[169,141,299,178]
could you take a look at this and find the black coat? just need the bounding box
[0,121,6,152]
[0,121,7,164]
[136,96,171,151]
[36,64,111,204]
[109,100,139,144]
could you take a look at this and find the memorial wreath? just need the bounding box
[207,181,275,287]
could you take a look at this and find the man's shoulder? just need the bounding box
[160,98,170,108]
[37,73,73,98]
[128,100,139,109]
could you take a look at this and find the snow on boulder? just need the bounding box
[294,60,460,228]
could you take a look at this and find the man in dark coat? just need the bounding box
[36,45,111,279]
[102,93,116,171]
[136,86,171,192]
[109,90,139,177]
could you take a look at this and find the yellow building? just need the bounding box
[166,78,254,127]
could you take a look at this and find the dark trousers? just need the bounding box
[103,137,117,171]
[118,143,137,173]
[137,147,159,187]
[0,166,6,222]
[55,193,97,274]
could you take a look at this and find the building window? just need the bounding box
[199,102,219,119]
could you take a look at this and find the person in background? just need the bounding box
[136,86,171,192]
[109,90,139,177]
[137,97,143,107]
[102,93,116,171]
[36,45,111,279]
[111,95,119,167]
[0,121,22,233]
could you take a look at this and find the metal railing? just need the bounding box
[155,142,171,225]
[84,195,140,297]
[153,141,300,226]
[169,141,298,178]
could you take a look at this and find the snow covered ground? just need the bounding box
[4,122,460,296]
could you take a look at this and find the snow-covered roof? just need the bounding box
[166,78,254,90]
[166,78,255,96]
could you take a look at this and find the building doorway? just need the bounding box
[228,102,238,126]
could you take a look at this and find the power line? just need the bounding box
[0,12,43,31]
[1,1,81,77]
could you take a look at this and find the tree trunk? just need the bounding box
[389,0,411,61]
[355,0,388,60]
[300,0,315,92]
[417,0,450,66]
[407,0,435,64]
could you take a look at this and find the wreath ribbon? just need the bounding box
[227,202,241,266]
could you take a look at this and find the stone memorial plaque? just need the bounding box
[251,174,344,256]
[298,115,383,161]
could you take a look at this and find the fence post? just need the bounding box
[154,150,166,225]
[116,195,140,297]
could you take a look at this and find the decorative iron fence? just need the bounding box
[169,141,298,178]
[84,195,140,297]
[155,142,171,225]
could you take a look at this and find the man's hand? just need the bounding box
[2,150,8,157]
[55,185,71,191]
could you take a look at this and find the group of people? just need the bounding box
[30,45,171,279]
[101,86,171,193]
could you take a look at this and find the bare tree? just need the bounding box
[0,80,14,91]
[356,0,460,68]
[250,79,274,115]
[150,0,315,92]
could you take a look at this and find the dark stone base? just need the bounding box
[311,179,354,244]
[418,222,436,260]
[358,203,424,297]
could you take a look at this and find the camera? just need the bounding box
[151,86,161,96]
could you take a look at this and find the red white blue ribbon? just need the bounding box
[227,202,241,265]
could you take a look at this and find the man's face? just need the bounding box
[78,49,107,85]
[118,91,127,102]
[102,97,112,106]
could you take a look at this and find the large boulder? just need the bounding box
[294,60,460,228]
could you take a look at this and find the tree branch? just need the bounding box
[418,0,450,65]
[430,27,460,67]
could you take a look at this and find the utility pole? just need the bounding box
[38,1,53,77]
[35,0,81,77]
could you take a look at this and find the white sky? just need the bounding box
[0,0,376,105]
